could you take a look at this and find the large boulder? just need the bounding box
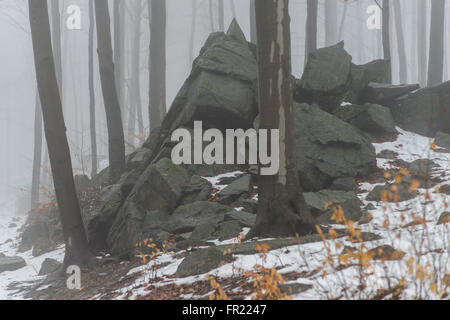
[333,103,397,137]
[303,190,363,224]
[362,82,420,104]
[176,247,226,277]
[294,103,377,192]
[435,132,450,150]
[160,21,258,134]
[85,184,124,252]
[345,60,392,104]
[0,256,26,273]
[296,42,352,112]
[391,81,450,136]
[107,159,211,257]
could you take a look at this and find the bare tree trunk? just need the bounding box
[50,0,62,94]
[88,0,97,178]
[250,0,257,44]
[393,0,407,83]
[189,0,197,65]
[128,0,143,148]
[95,0,126,183]
[149,0,166,130]
[31,90,42,209]
[249,0,315,238]
[325,0,338,46]
[382,0,392,83]
[305,0,318,65]
[29,0,94,267]
[417,0,428,86]
[209,0,215,32]
[428,0,446,86]
[218,0,224,31]
[230,0,236,19]
[338,0,348,41]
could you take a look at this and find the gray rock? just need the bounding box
[215,220,243,240]
[366,183,416,202]
[32,238,52,257]
[224,210,256,228]
[345,60,392,104]
[38,258,62,276]
[0,256,26,273]
[163,201,231,234]
[362,82,420,104]
[333,103,397,136]
[435,132,450,150]
[189,223,218,243]
[391,81,450,137]
[294,103,377,191]
[74,174,91,194]
[86,184,124,252]
[107,159,194,257]
[303,190,363,224]
[176,247,226,277]
[180,175,212,205]
[296,42,352,112]
[331,177,356,191]
[437,212,450,225]
[279,283,312,295]
[219,174,251,203]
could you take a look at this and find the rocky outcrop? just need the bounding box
[362,82,419,105]
[0,256,26,273]
[294,103,377,192]
[391,81,450,137]
[435,132,450,150]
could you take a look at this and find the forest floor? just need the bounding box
[0,128,449,300]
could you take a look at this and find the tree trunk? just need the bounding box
[230,0,236,19]
[338,0,348,41]
[28,0,93,267]
[95,0,126,183]
[31,90,42,210]
[218,0,225,32]
[128,0,143,148]
[382,0,392,83]
[428,0,446,86]
[305,0,318,65]
[249,0,315,238]
[324,0,338,46]
[149,0,166,130]
[88,0,97,178]
[417,0,428,86]
[50,0,62,94]
[250,0,257,44]
[189,0,197,65]
[393,0,407,83]
[209,0,215,32]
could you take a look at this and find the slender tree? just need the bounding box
[88,0,97,178]
[149,0,167,130]
[393,0,407,83]
[382,0,392,82]
[189,0,197,65]
[249,0,315,238]
[250,0,257,44]
[218,0,225,31]
[417,0,428,86]
[49,0,62,94]
[428,0,446,86]
[31,90,42,209]
[28,0,94,267]
[95,0,126,183]
[305,0,318,64]
[325,0,338,46]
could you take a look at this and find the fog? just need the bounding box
[0,0,449,212]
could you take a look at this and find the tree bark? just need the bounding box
[305,0,318,65]
[325,0,338,46]
[31,90,42,209]
[28,0,93,267]
[95,0,126,183]
[249,0,315,238]
[428,0,446,86]
[417,0,428,86]
[250,0,257,44]
[218,0,225,32]
[50,0,62,94]
[393,0,407,83]
[382,0,392,83]
[149,0,166,130]
[88,0,97,178]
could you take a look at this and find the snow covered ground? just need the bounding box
[0,128,448,300]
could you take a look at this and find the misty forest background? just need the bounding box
[0,0,449,212]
